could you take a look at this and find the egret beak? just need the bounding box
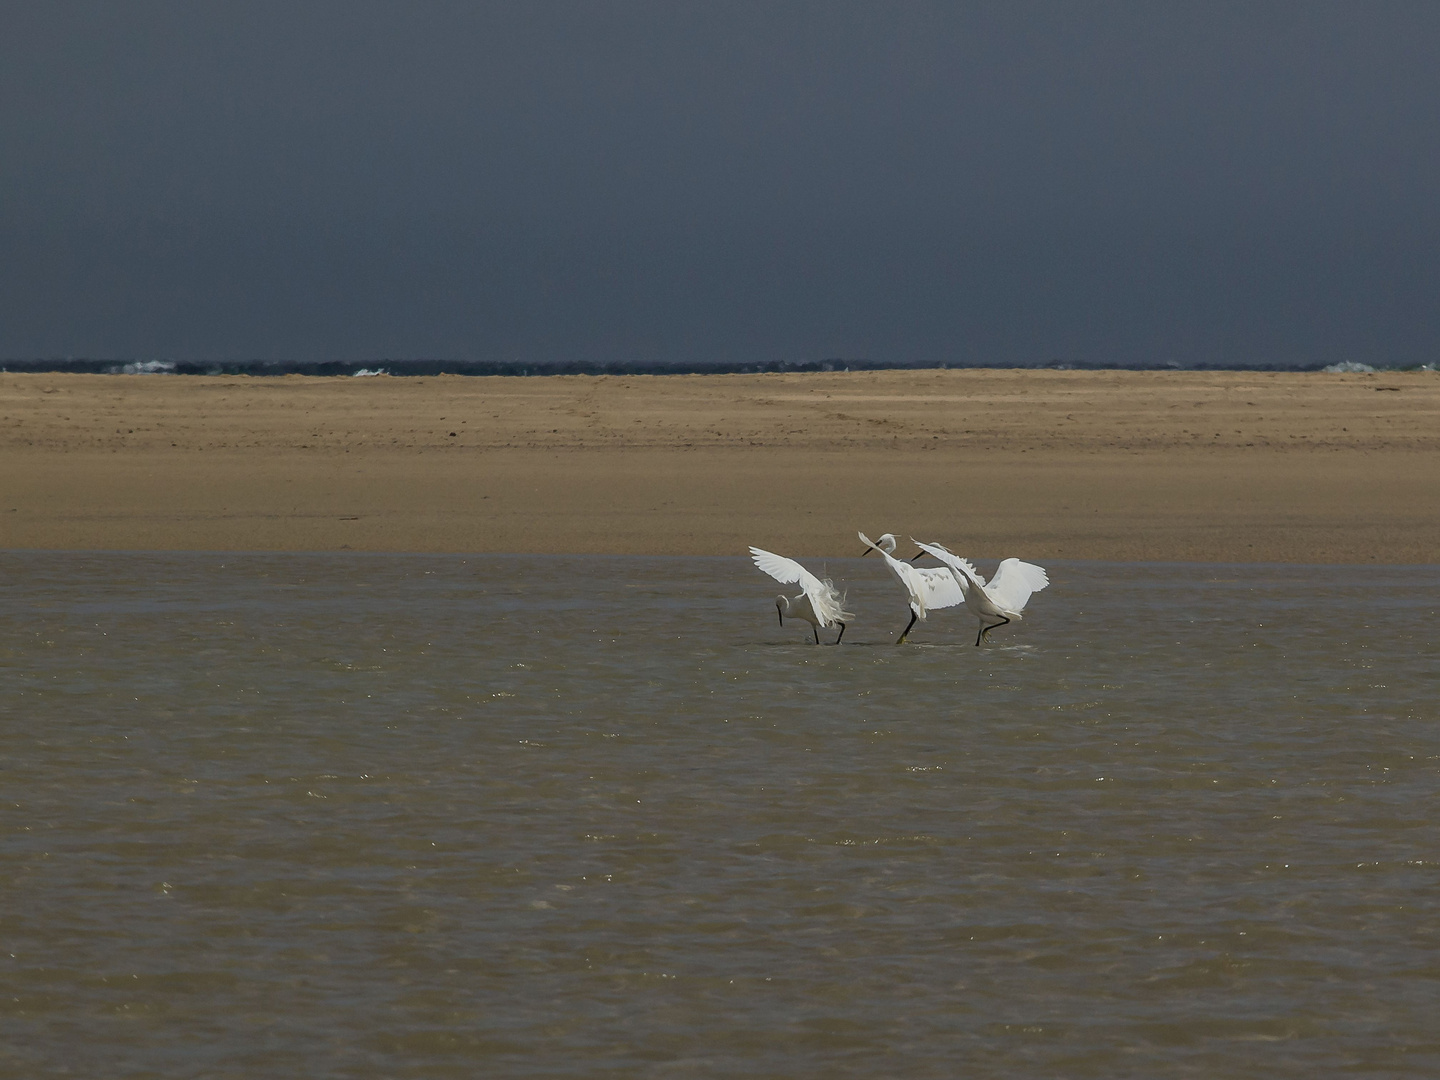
[859,548,871,557]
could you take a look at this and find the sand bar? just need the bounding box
[1,369,1437,563]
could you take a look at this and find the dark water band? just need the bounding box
[0,358,1417,377]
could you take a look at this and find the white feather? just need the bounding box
[749,547,853,627]
[912,539,1050,644]
[986,558,1050,614]
[857,531,964,618]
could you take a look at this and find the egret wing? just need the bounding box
[912,540,986,588]
[751,547,851,626]
[863,533,935,617]
[915,566,965,611]
[986,559,1049,615]
[750,547,812,589]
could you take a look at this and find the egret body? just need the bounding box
[857,531,964,643]
[912,540,1049,645]
[750,547,854,644]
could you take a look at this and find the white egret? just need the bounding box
[857,531,965,643]
[749,547,855,644]
[912,540,1049,645]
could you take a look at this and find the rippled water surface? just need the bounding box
[2,552,1438,1078]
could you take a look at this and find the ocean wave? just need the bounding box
[1321,361,1378,373]
[106,360,179,375]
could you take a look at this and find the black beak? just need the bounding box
[859,549,870,557]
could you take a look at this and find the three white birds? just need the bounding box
[751,534,1049,645]
[749,547,855,644]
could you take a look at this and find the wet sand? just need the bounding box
[2,369,1437,562]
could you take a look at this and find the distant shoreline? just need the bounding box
[1,358,1426,378]
[2,368,1436,563]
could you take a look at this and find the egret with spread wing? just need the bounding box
[912,540,1049,645]
[750,547,854,644]
[857,531,965,643]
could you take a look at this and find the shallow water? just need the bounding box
[1,552,1437,1078]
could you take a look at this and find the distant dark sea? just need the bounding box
[0,357,1423,377]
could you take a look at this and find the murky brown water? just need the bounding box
[2,552,1437,1077]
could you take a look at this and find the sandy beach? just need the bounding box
[1,368,1436,563]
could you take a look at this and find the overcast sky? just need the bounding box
[3,1,1437,365]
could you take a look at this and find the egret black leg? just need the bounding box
[897,610,918,644]
[812,624,820,645]
[835,622,846,644]
[977,615,1010,644]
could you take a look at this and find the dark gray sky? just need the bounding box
[3,1,1438,365]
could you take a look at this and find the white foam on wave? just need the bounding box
[110,360,178,375]
[1321,361,1377,373]
[352,368,388,377]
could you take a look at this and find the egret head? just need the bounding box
[859,532,898,556]
[910,538,943,563]
[774,595,789,625]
